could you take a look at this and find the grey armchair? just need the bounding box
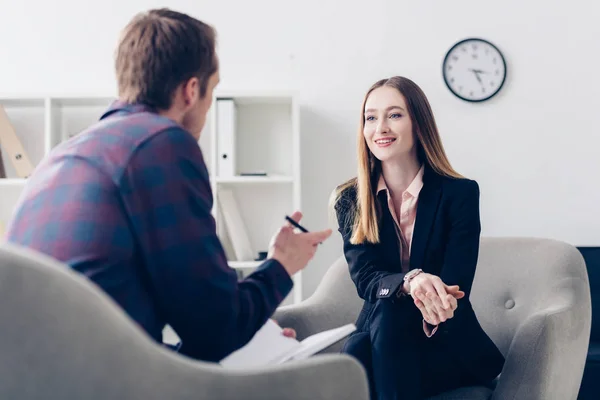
[0,243,369,400]
[275,237,592,400]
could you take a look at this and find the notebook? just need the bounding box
[220,319,356,369]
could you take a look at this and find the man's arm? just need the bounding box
[121,127,293,362]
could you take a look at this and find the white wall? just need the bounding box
[1,0,599,299]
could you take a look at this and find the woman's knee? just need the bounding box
[343,332,370,356]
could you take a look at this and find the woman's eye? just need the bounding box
[389,113,402,119]
[365,115,375,121]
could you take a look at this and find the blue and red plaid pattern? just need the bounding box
[5,101,293,362]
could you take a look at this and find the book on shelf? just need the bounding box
[0,105,34,178]
[220,319,356,369]
[0,146,6,178]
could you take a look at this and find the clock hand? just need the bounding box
[470,69,483,84]
[468,68,488,74]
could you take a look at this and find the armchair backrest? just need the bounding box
[0,243,368,400]
[308,237,591,357]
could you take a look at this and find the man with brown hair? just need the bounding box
[5,8,332,362]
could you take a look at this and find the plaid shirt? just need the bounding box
[5,101,293,362]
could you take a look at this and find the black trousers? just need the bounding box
[342,296,483,400]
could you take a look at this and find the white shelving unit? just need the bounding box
[208,91,302,306]
[0,90,302,305]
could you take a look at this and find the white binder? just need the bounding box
[0,105,34,178]
[216,98,236,177]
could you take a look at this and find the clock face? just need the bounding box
[442,38,507,102]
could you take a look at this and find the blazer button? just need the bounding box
[505,299,515,309]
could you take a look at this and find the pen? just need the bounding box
[285,215,324,244]
[285,215,309,232]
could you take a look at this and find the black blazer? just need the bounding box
[334,164,505,383]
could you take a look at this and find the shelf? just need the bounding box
[228,261,263,269]
[215,175,294,184]
[50,96,116,107]
[214,90,296,105]
[0,97,45,107]
[49,97,115,148]
[0,98,47,179]
[0,178,27,186]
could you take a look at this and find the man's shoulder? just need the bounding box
[85,110,185,155]
[51,110,193,182]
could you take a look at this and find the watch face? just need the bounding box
[442,38,507,102]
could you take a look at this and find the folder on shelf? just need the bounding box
[217,188,254,261]
[216,98,236,178]
[0,105,34,178]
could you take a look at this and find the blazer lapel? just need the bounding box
[410,169,442,271]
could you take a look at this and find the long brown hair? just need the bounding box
[332,76,463,245]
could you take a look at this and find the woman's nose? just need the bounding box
[376,119,389,134]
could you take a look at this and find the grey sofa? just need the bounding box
[0,242,369,400]
[275,237,592,400]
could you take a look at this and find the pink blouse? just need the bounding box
[377,165,438,337]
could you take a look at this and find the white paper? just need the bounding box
[288,323,357,362]
[220,319,357,369]
[220,319,299,368]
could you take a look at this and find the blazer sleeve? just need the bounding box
[334,191,406,303]
[438,179,482,300]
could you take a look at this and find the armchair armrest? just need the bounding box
[214,354,369,400]
[492,277,591,400]
[274,293,359,350]
[273,256,362,348]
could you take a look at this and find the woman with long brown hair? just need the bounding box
[332,76,504,399]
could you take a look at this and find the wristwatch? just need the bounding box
[403,268,423,295]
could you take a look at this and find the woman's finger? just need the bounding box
[420,280,436,298]
[428,293,448,322]
[427,307,439,325]
[415,291,433,312]
[418,292,440,325]
[414,299,430,321]
[432,280,450,309]
[448,294,458,311]
[414,298,436,325]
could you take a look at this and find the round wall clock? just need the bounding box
[442,38,507,102]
